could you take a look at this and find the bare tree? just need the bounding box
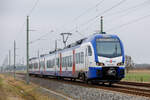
[125,55,134,73]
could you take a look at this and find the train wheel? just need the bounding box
[102,82,105,85]
[73,78,76,81]
[109,82,112,86]
[57,76,61,80]
[81,73,89,84]
[81,73,86,81]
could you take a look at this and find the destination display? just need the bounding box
[96,38,119,42]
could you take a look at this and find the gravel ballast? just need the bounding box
[19,75,150,100]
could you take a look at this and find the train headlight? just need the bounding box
[117,62,124,66]
[96,62,105,66]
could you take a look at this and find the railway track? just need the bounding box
[16,73,150,98]
[118,81,150,88]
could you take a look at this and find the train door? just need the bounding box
[54,54,58,75]
[85,47,89,68]
[59,53,62,75]
[54,54,57,75]
[43,58,46,73]
[87,45,93,67]
[72,50,75,75]
[85,45,93,67]
[39,58,45,75]
[39,59,40,74]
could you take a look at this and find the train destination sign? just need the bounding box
[96,38,119,42]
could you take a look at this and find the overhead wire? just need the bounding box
[106,0,150,17]
[60,0,105,30]
[29,30,54,44]
[27,0,40,16]
[32,0,126,45]
[104,0,150,24]
[69,0,105,22]
[68,0,127,36]
[107,13,150,32]
[81,0,150,33]
[13,0,40,45]
[66,0,127,44]
[6,0,40,64]
[58,0,106,43]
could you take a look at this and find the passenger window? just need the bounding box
[81,52,84,63]
[79,53,81,64]
[88,46,92,56]
[70,56,72,67]
[57,58,60,67]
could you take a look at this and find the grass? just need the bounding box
[0,77,7,100]
[0,74,63,100]
[123,69,150,82]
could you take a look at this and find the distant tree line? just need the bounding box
[0,65,26,72]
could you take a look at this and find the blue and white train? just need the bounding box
[29,33,125,84]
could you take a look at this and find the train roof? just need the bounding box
[86,33,119,41]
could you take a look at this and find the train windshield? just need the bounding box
[96,38,122,58]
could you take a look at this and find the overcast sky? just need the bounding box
[0,0,150,65]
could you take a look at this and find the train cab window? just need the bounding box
[88,46,92,56]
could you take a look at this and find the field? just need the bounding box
[123,69,150,83]
[0,74,61,100]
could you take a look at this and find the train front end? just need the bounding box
[88,34,125,83]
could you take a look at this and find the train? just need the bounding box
[29,33,125,85]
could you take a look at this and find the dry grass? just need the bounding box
[0,74,62,100]
[0,75,24,100]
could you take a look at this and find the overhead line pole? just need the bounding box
[9,50,11,72]
[55,40,57,51]
[100,16,105,34]
[14,40,16,79]
[100,16,103,33]
[26,16,29,84]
